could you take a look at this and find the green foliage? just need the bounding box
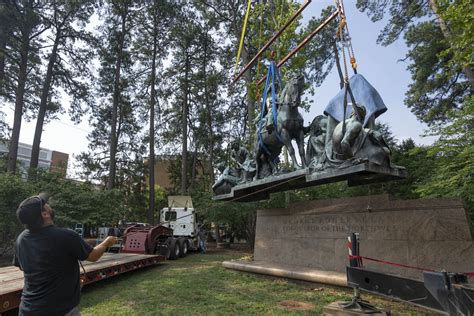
[0,112,10,142]
[357,0,472,125]
[436,0,474,70]
[0,171,127,257]
[0,173,32,256]
[354,0,473,223]
[246,2,337,111]
[77,1,147,189]
[416,98,474,218]
[141,184,167,223]
[356,0,431,46]
[23,170,125,227]
[404,21,469,124]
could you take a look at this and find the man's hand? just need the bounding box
[104,236,118,247]
[86,236,118,262]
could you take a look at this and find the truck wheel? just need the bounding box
[179,238,188,258]
[169,239,180,260]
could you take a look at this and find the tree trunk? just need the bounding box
[107,9,127,190]
[180,54,189,194]
[207,107,214,189]
[190,146,197,189]
[0,26,6,89]
[148,9,158,225]
[30,30,60,171]
[7,21,31,173]
[0,1,10,90]
[428,0,474,85]
[241,46,254,144]
[202,32,214,189]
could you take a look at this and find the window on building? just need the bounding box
[18,147,31,156]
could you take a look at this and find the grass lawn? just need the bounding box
[80,248,435,315]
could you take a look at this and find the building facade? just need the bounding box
[0,142,68,176]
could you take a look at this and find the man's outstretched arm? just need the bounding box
[86,236,117,262]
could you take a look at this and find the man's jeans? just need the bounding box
[199,240,206,254]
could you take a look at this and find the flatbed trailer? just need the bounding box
[0,253,165,314]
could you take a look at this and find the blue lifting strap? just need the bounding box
[258,61,283,158]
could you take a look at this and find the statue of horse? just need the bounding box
[254,74,306,179]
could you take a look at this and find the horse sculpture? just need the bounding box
[254,74,306,179]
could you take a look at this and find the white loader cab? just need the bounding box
[159,196,200,258]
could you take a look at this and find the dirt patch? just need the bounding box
[276,300,315,311]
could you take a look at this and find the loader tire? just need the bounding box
[169,239,180,260]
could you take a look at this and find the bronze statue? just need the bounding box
[305,115,328,170]
[329,103,391,167]
[212,163,240,195]
[254,74,307,179]
[230,141,255,183]
[212,72,402,199]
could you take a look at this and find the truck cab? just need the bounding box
[160,196,199,255]
[160,196,197,237]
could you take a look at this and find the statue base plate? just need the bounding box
[212,163,407,202]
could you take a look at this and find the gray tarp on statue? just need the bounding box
[324,74,387,126]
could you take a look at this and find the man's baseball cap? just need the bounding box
[16,193,49,225]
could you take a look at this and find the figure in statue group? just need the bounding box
[254,74,307,180]
[212,162,240,195]
[212,141,257,195]
[322,74,392,169]
[212,73,397,196]
[305,115,328,170]
[230,141,255,183]
[317,102,391,169]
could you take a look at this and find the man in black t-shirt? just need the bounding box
[13,193,117,316]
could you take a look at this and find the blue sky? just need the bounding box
[4,1,435,176]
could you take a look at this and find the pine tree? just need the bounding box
[161,8,202,194]
[29,1,95,171]
[133,0,179,223]
[3,0,46,174]
[77,0,144,190]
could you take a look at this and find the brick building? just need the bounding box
[0,141,68,176]
[147,155,209,191]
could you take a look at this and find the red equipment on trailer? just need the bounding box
[121,224,174,256]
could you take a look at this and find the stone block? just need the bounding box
[254,194,474,280]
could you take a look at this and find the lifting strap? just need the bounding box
[234,0,252,76]
[258,61,283,157]
[335,0,360,134]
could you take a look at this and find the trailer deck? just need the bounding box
[0,253,165,314]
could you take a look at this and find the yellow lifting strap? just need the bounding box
[335,0,358,72]
[234,0,252,76]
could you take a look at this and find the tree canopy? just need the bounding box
[0,0,472,249]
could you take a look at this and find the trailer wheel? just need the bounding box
[169,239,180,260]
[179,238,188,258]
[155,243,170,259]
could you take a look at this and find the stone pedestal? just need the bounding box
[254,194,474,279]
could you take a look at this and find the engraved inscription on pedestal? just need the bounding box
[254,194,474,279]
